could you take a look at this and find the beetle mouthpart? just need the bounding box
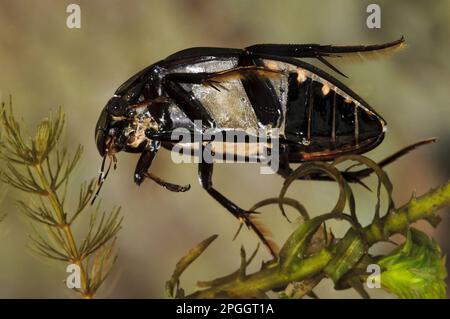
[91,146,118,205]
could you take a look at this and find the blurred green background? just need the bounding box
[0,0,449,298]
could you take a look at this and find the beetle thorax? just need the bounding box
[124,107,158,148]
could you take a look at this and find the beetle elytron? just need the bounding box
[94,37,434,258]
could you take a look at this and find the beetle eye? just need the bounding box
[126,109,137,118]
[106,96,128,116]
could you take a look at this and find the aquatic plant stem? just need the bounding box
[187,180,450,298]
[34,163,91,298]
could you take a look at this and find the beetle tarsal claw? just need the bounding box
[233,211,259,240]
[144,172,191,192]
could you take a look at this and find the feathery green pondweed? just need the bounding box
[0,98,122,298]
[167,159,450,299]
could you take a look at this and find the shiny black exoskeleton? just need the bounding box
[94,37,434,258]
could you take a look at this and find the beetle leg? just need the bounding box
[134,141,160,185]
[163,67,285,128]
[278,138,437,184]
[245,37,405,59]
[164,67,283,89]
[133,141,191,191]
[340,137,438,181]
[144,172,191,192]
[164,72,228,92]
[166,67,285,128]
[161,79,215,128]
[277,148,294,179]
[198,161,278,259]
[246,37,405,77]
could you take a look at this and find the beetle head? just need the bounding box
[92,96,136,205]
[96,94,167,157]
[95,96,132,157]
[93,95,166,204]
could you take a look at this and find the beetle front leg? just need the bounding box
[198,161,278,259]
[134,141,190,192]
[134,141,160,185]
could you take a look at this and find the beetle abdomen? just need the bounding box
[258,58,386,161]
[284,74,383,149]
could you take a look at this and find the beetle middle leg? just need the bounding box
[198,160,278,259]
[163,66,283,91]
[163,67,285,128]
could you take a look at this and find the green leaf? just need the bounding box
[166,234,218,298]
[334,154,394,221]
[278,162,348,220]
[324,228,366,283]
[279,216,325,270]
[378,228,447,299]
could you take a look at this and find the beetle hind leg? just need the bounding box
[245,37,405,60]
[278,138,437,183]
[340,137,437,181]
[199,161,279,259]
[246,37,406,77]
